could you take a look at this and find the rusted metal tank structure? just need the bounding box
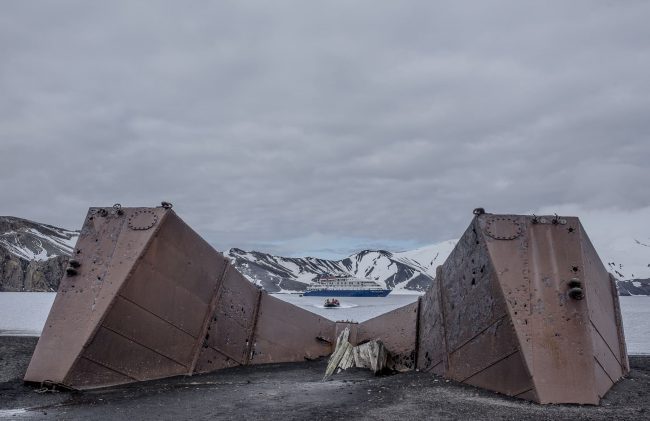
[25,205,628,406]
[416,212,629,404]
[24,205,338,389]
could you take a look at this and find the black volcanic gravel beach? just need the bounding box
[1,337,649,420]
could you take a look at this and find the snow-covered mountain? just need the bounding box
[0,216,78,261]
[226,235,650,294]
[0,216,79,291]
[227,241,457,293]
[0,216,647,295]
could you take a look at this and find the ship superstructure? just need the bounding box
[304,276,390,297]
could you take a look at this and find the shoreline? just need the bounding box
[1,337,649,420]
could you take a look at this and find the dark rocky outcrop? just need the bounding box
[0,246,68,291]
[616,278,650,296]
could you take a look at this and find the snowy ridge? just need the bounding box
[228,234,650,294]
[227,241,457,293]
[1,215,648,295]
[0,217,79,262]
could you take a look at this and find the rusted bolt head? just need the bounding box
[568,287,584,300]
[568,278,582,289]
[66,267,78,276]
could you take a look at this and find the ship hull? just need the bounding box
[303,289,391,297]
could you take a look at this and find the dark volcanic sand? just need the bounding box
[1,337,648,420]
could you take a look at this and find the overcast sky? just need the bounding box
[1,1,649,258]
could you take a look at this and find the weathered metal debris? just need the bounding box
[324,327,390,379]
[24,207,327,388]
[416,213,629,404]
[24,206,628,405]
[24,206,416,390]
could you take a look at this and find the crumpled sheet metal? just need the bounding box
[416,213,629,404]
[24,207,339,389]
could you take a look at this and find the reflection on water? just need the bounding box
[0,292,648,354]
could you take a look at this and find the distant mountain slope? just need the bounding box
[0,217,79,291]
[227,242,455,293]
[0,217,78,260]
[0,216,648,295]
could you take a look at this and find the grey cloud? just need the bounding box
[1,1,649,257]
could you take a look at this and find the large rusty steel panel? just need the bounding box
[417,212,629,405]
[140,212,227,304]
[80,327,187,382]
[416,271,447,374]
[119,263,209,338]
[24,207,165,385]
[447,315,520,382]
[483,214,627,404]
[463,351,533,397]
[580,225,627,371]
[517,218,594,404]
[65,357,134,389]
[202,269,260,363]
[118,210,228,339]
[439,219,508,353]
[424,217,530,393]
[213,268,260,329]
[357,301,418,370]
[609,273,630,373]
[27,205,356,390]
[594,360,615,399]
[194,346,240,374]
[590,323,624,387]
[251,294,335,364]
[101,296,197,367]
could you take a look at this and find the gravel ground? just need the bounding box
[1,337,648,420]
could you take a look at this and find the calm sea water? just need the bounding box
[1,292,647,354]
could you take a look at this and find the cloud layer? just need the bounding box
[1,1,649,257]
